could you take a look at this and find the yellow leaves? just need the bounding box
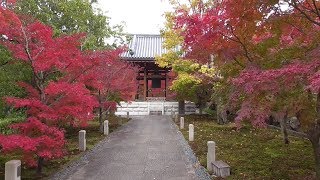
[191,0,201,8]
[155,50,180,68]
[155,55,170,68]
[199,65,217,78]
[162,29,183,49]
[170,73,201,92]
[177,73,201,85]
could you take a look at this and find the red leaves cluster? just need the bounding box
[231,61,320,126]
[5,82,98,127]
[80,50,138,102]
[0,118,65,166]
[174,8,220,63]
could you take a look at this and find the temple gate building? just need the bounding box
[120,34,171,101]
[115,34,197,116]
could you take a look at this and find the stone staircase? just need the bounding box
[115,101,197,116]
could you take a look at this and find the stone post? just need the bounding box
[79,130,86,151]
[5,160,21,180]
[175,114,178,123]
[104,120,109,135]
[126,111,129,119]
[180,117,184,129]
[162,102,165,115]
[207,141,216,172]
[189,124,194,141]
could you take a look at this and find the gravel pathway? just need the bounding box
[50,115,210,180]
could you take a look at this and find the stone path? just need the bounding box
[51,115,210,180]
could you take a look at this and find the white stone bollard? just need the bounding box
[189,124,194,141]
[104,120,109,135]
[5,160,21,180]
[79,130,86,151]
[207,141,216,172]
[174,114,178,123]
[180,117,184,129]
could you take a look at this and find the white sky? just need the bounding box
[97,0,172,34]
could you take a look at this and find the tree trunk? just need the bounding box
[307,126,320,179]
[216,98,227,124]
[36,157,44,174]
[98,90,103,133]
[178,100,185,115]
[280,113,290,144]
[310,91,320,179]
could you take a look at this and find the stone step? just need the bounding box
[211,160,230,177]
[149,111,163,115]
[115,101,197,116]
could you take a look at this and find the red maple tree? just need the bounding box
[78,50,138,131]
[0,7,98,172]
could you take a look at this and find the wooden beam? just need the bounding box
[138,70,168,73]
[136,75,166,79]
[146,73,149,98]
[137,77,167,80]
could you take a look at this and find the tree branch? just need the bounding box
[227,24,253,63]
[232,57,245,68]
[311,0,320,21]
[21,25,43,94]
[290,0,320,27]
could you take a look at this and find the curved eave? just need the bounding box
[121,57,155,62]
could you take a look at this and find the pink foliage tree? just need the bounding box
[78,50,138,131]
[0,7,98,173]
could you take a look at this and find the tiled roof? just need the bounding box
[121,34,168,60]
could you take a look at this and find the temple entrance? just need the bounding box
[120,34,172,101]
[135,62,170,101]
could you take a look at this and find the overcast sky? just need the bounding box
[97,0,172,34]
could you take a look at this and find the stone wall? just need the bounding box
[115,101,197,116]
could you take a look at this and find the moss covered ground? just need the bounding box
[176,114,315,179]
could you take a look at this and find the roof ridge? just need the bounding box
[121,33,165,60]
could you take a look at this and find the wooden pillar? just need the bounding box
[165,70,167,99]
[143,68,147,101]
[146,72,149,98]
[136,72,140,99]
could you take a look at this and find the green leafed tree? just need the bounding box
[14,0,127,50]
[0,46,32,118]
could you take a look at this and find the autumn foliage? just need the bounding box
[162,0,320,177]
[0,117,65,167]
[0,5,137,171]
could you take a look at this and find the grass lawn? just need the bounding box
[0,114,129,179]
[176,114,316,179]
